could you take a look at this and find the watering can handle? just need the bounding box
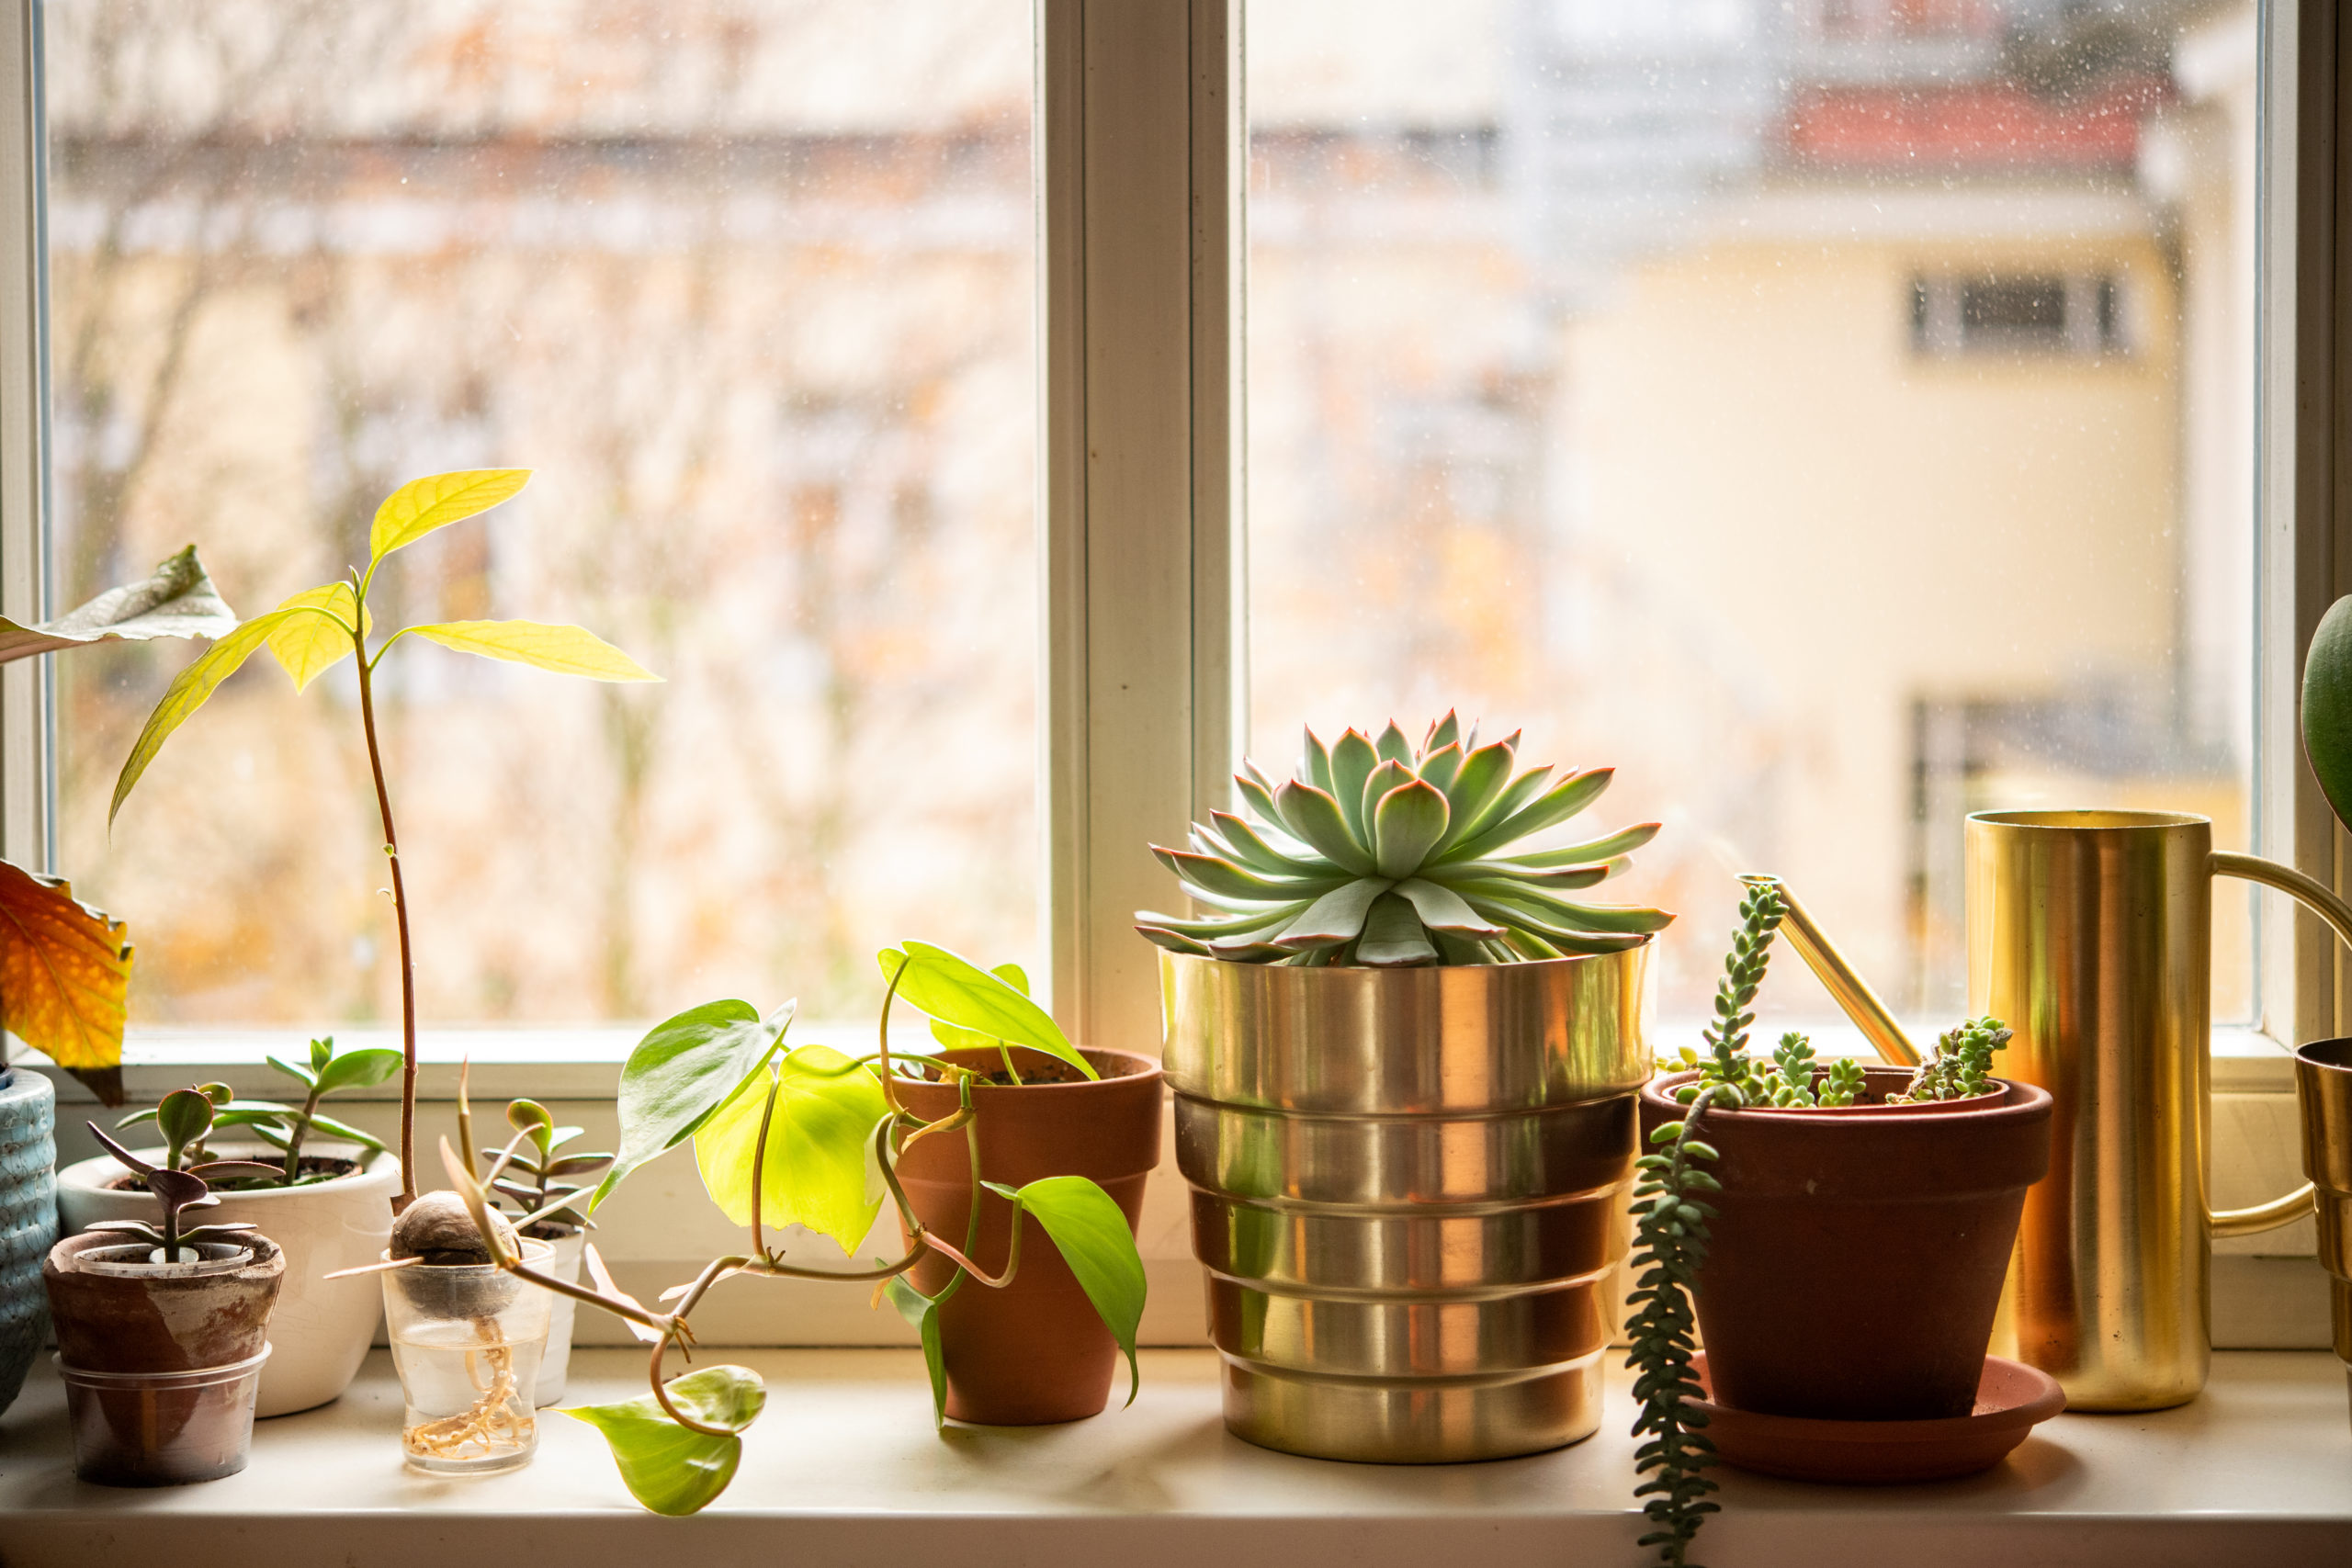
[2208,852,2342,1237]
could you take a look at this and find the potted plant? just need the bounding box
[474,1097,613,1405]
[0,546,238,1416]
[43,1100,284,1484]
[1625,879,2056,1567]
[57,1038,402,1415]
[105,467,661,1229]
[424,938,1151,1514]
[1134,714,1672,1462]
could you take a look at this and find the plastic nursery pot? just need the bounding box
[1637,1066,2053,1422]
[892,1046,1162,1425]
[0,1066,59,1416]
[42,1230,284,1485]
[59,1139,398,1416]
[381,1238,554,1474]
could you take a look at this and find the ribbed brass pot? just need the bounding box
[2294,1038,2352,1418]
[1159,946,1648,1463]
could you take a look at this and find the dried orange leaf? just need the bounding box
[0,861,129,1073]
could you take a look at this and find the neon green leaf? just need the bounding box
[264,584,366,693]
[994,1175,1147,1405]
[693,1043,890,1254]
[368,468,531,562]
[408,620,660,682]
[885,1277,950,1427]
[563,1366,764,1517]
[109,609,303,828]
[877,942,1093,1078]
[593,1000,792,1213]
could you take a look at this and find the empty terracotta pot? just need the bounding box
[892,1046,1161,1425]
[1638,1066,2052,1421]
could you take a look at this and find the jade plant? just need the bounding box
[107,470,659,1207]
[1136,712,1670,965]
[116,1038,401,1187]
[82,1093,278,1260]
[429,940,1148,1516]
[1625,880,2012,1567]
[478,1098,613,1229]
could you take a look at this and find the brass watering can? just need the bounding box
[1962,810,2339,1411]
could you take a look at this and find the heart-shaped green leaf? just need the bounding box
[994,1175,1147,1405]
[592,1000,793,1213]
[563,1365,765,1517]
[878,942,1093,1079]
[694,1044,891,1254]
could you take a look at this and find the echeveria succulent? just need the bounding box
[1136,712,1672,967]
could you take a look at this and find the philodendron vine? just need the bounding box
[433,941,1148,1517]
[1625,879,2013,1568]
[107,471,660,1210]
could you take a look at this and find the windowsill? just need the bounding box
[1,1348,2345,1566]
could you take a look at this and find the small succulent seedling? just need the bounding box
[109,471,660,1209]
[478,1098,614,1229]
[1137,713,1670,966]
[1626,879,2014,1567]
[81,1102,277,1262]
[117,1038,401,1187]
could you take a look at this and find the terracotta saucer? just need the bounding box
[1690,1353,2065,1483]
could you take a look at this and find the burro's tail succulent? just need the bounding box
[1136,712,1672,967]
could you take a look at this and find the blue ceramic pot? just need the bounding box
[0,1067,57,1414]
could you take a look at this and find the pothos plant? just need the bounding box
[0,547,239,1104]
[434,940,1148,1517]
[1625,879,2012,1568]
[107,471,659,1208]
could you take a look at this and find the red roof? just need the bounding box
[1783,74,2174,172]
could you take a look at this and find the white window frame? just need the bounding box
[0,0,2338,1345]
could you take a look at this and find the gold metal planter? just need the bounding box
[2295,1038,2352,1419]
[1159,947,1648,1462]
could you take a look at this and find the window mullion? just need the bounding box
[0,0,49,875]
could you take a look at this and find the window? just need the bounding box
[40,1,1039,1032]
[1912,274,2127,356]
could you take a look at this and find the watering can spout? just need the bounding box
[1740,874,1923,1068]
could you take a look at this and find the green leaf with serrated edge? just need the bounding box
[1328,729,1380,840]
[314,1045,401,1094]
[1373,720,1414,768]
[409,620,660,682]
[1431,739,1516,852]
[885,1278,950,1427]
[0,546,237,663]
[1355,891,1438,966]
[1371,778,1451,879]
[1444,767,1616,863]
[263,583,365,693]
[110,608,303,827]
[998,1176,1147,1406]
[562,1365,764,1517]
[590,999,793,1213]
[878,942,1094,1078]
[1272,780,1373,873]
[694,1044,891,1252]
[1272,878,1389,950]
[1389,877,1504,936]
[368,468,531,562]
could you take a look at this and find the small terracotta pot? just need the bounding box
[892,1046,1161,1425]
[1638,1066,2052,1421]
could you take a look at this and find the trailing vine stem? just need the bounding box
[1627,1081,1731,1568]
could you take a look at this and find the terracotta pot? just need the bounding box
[43,1231,284,1484]
[891,1046,1161,1425]
[1638,1066,2052,1421]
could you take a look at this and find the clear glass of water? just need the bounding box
[380,1240,555,1475]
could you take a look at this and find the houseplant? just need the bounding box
[107,468,661,1219]
[1138,714,1671,1461]
[0,546,239,1416]
[58,1039,403,1415]
[378,1190,557,1473]
[475,1096,613,1404]
[44,1100,283,1484]
[1626,879,2055,1567]
[429,939,1150,1514]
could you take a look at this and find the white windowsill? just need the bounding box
[0,1348,2345,1566]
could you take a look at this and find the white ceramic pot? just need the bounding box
[58,1141,397,1416]
[526,1224,587,1405]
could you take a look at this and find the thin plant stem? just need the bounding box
[749,1072,780,1260]
[353,620,419,1208]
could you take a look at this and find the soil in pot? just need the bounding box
[1638,1066,2052,1422]
[892,1045,1161,1425]
[43,1230,283,1484]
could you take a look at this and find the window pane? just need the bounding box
[46,1,1037,1026]
[1246,0,2258,1024]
